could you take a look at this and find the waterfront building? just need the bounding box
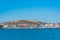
[48,23,55,28]
[55,23,60,28]
[3,21,17,28]
[44,23,55,28]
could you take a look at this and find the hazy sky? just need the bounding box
[0,0,60,23]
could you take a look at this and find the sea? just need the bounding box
[0,28,60,40]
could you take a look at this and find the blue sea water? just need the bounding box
[0,28,60,40]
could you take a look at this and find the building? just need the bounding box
[15,20,41,28]
[3,21,17,28]
[44,23,55,28]
[55,23,60,28]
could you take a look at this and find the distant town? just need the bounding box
[0,20,60,29]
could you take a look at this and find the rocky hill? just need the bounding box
[0,20,60,28]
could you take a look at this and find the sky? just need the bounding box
[0,0,60,23]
